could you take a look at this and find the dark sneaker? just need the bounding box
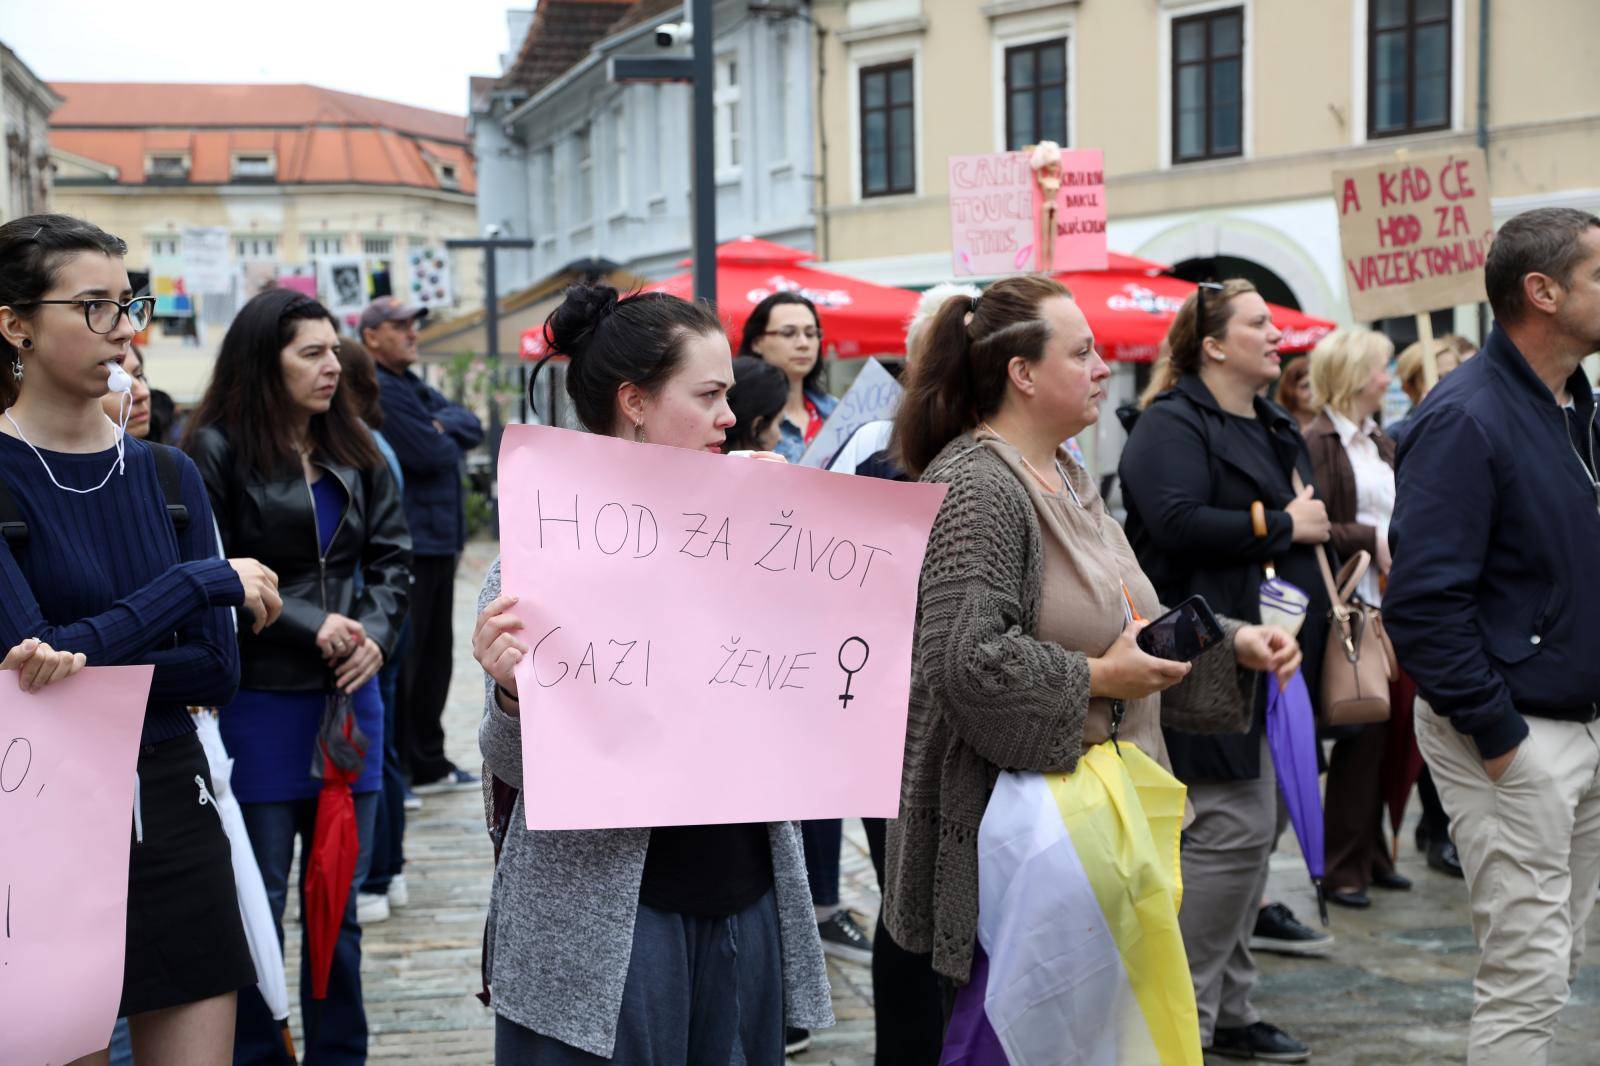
[1249,902,1333,957]
[1207,1021,1311,1062]
[817,909,873,965]
[414,767,481,794]
[785,1028,811,1055]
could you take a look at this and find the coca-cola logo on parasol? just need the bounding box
[746,274,854,309]
[1107,283,1184,316]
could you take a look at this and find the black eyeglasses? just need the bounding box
[762,326,823,342]
[1195,282,1225,327]
[21,297,156,335]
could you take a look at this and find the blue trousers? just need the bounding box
[493,891,785,1064]
[363,619,411,895]
[233,791,380,1065]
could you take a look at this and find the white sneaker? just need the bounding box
[387,873,410,908]
[402,790,423,811]
[356,892,391,924]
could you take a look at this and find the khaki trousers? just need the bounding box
[1414,699,1600,1065]
[1178,734,1278,1043]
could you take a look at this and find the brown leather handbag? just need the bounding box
[1313,543,1397,726]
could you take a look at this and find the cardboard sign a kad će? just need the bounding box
[498,425,947,830]
[1332,149,1494,321]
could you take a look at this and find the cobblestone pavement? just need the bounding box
[282,540,1599,1063]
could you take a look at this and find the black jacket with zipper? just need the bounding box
[187,425,412,692]
[1118,373,1330,782]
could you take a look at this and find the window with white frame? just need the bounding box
[573,125,593,223]
[145,154,189,181]
[714,54,741,172]
[305,234,343,257]
[1171,6,1245,163]
[148,235,181,258]
[231,153,275,180]
[859,60,915,197]
[772,31,791,161]
[234,235,277,259]
[1004,38,1068,150]
[1368,0,1452,137]
[363,235,393,256]
[611,102,629,211]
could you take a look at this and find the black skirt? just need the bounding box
[119,731,256,1018]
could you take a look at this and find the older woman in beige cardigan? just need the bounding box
[881,275,1302,1038]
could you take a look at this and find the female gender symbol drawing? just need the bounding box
[837,637,870,707]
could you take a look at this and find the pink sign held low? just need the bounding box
[0,665,152,1065]
[498,425,946,830]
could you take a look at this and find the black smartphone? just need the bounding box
[1136,595,1225,663]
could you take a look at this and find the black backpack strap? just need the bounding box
[0,473,25,551]
[147,442,191,536]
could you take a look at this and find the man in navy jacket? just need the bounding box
[1385,207,1600,1064]
[363,297,484,790]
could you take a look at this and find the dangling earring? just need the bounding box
[633,420,645,443]
[10,357,21,382]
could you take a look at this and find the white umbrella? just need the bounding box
[193,711,297,1061]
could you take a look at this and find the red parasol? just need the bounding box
[1054,271,1337,363]
[303,695,367,1000]
[521,237,919,361]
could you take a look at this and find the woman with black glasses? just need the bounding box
[738,292,836,463]
[0,213,282,1063]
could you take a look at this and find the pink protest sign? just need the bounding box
[498,425,946,830]
[948,147,1107,276]
[0,666,152,1065]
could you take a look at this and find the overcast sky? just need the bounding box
[3,0,522,116]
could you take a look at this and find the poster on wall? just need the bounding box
[180,226,232,294]
[149,255,192,318]
[276,262,318,300]
[1330,148,1494,321]
[321,256,368,328]
[404,245,453,310]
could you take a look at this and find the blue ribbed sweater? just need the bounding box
[0,431,244,745]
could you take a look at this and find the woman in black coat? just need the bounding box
[1118,280,1331,1064]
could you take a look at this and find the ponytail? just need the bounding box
[891,273,1067,477]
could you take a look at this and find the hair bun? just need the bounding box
[545,283,621,366]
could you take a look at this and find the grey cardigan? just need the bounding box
[475,559,835,1057]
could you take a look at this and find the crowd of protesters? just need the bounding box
[2,204,1599,1066]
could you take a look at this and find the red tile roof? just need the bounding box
[48,82,475,193]
[497,0,638,97]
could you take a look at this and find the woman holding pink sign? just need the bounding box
[471,283,832,1063]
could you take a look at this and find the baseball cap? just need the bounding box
[358,296,428,334]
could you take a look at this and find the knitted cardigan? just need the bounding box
[882,435,1258,984]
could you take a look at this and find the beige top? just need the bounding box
[975,431,1172,770]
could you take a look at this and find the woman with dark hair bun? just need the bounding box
[724,354,788,454]
[0,213,283,1061]
[474,283,833,1063]
[738,291,837,462]
[184,287,412,1061]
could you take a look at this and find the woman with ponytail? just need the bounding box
[468,284,833,1063]
[883,275,1299,1054]
[1117,280,1330,1062]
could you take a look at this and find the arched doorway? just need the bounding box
[1170,255,1302,311]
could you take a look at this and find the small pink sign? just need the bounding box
[0,666,153,1065]
[498,425,946,830]
[949,148,1108,276]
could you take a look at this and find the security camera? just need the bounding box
[655,22,693,47]
[484,223,504,238]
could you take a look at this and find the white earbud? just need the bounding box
[105,360,133,393]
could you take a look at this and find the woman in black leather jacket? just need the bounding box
[183,288,411,1063]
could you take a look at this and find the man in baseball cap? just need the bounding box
[363,294,484,803]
